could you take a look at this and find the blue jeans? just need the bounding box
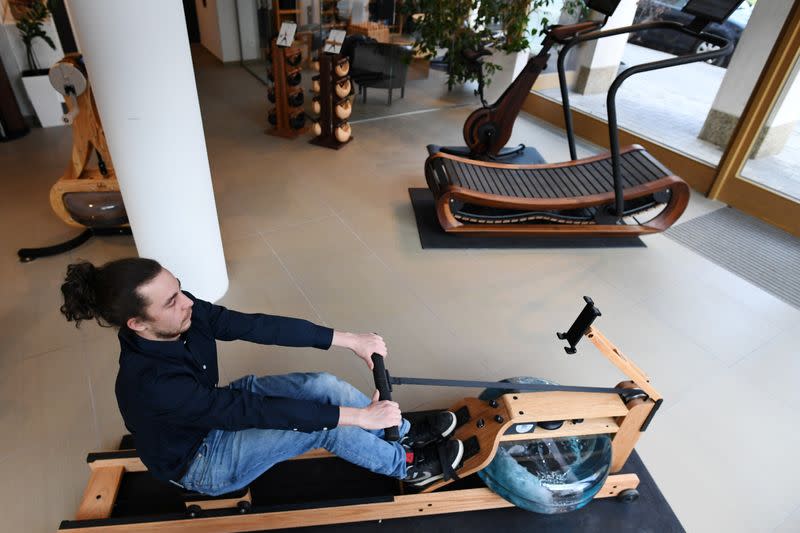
[178,372,411,496]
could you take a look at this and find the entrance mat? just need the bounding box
[409,188,645,249]
[666,207,800,309]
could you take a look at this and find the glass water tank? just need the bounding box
[477,377,613,514]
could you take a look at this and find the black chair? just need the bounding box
[350,42,412,105]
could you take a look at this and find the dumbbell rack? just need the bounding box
[267,40,306,139]
[309,54,353,150]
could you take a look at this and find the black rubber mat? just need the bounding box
[409,188,645,249]
[65,452,681,533]
[61,426,680,532]
[267,450,682,533]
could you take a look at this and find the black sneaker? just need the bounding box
[401,411,457,448]
[404,439,464,487]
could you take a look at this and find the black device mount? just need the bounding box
[557,296,602,354]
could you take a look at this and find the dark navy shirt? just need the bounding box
[115,291,338,483]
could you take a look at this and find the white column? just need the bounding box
[698,0,796,156]
[217,0,241,62]
[66,0,228,302]
[574,0,638,94]
[237,0,261,62]
[195,0,224,62]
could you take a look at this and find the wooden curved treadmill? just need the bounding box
[424,145,690,237]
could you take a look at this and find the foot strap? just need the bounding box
[437,442,459,482]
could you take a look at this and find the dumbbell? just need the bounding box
[267,86,276,103]
[311,75,320,93]
[335,99,352,120]
[287,90,304,108]
[267,108,277,126]
[286,51,302,67]
[310,120,322,137]
[312,96,321,115]
[335,59,350,78]
[335,121,351,143]
[335,79,351,99]
[287,70,301,86]
[289,111,305,130]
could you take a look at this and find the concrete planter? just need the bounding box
[21,70,64,127]
[483,49,529,103]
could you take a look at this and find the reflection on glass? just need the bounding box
[741,56,800,201]
[534,0,757,167]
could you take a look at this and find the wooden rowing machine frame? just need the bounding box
[48,54,121,229]
[60,297,662,532]
[17,54,132,262]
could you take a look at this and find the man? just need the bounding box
[60,257,463,496]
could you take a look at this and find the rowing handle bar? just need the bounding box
[371,353,400,441]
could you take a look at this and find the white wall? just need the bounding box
[217,0,240,62]
[0,0,65,118]
[330,0,368,24]
[236,0,260,61]
[195,0,243,63]
[195,0,224,60]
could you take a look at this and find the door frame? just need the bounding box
[523,0,800,237]
[709,0,800,237]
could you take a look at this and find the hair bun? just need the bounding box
[60,261,99,326]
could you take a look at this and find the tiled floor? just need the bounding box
[1,46,799,532]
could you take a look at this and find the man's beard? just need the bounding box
[151,317,191,339]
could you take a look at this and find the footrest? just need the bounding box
[183,487,252,514]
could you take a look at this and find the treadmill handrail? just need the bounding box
[555,20,733,216]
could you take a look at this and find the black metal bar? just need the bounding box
[17,227,132,262]
[557,46,578,161]
[389,375,639,397]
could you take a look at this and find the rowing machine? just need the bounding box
[60,297,662,531]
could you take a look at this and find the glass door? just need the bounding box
[710,0,800,236]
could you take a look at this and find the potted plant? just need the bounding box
[407,0,583,96]
[15,0,64,127]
